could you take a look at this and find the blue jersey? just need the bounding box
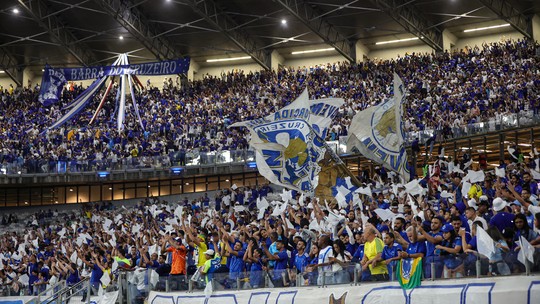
[382,243,402,260]
[204,256,222,283]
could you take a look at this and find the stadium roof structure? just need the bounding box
[0,0,539,78]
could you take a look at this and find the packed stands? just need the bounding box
[0,39,540,303]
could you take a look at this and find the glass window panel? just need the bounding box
[137,183,148,198]
[149,181,159,197]
[184,179,195,193]
[102,185,113,201]
[90,186,101,202]
[77,186,90,203]
[66,186,77,204]
[113,184,124,200]
[171,179,182,195]
[220,176,231,189]
[160,180,171,196]
[124,183,136,200]
[5,188,18,206]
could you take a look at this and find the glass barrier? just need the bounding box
[1,111,538,176]
[403,110,540,145]
[99,254,539,304]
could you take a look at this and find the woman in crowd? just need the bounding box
[436,223,464,278]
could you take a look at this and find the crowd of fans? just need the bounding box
[0,38,540,300]
[0,39,539,174]
[1,148,540,298]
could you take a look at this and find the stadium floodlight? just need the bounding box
[291,48,335,55]
[375,37,419,45]
[206,56,251,63]
[463,24,510,33]
[97,171,110,178]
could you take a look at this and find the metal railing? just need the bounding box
[24,280,66,304]
[0,110,538,178]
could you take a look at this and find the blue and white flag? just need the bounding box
[232,90,359,202]
[38,58,190,106]
[232,90,324,193]
[347,73,410,181]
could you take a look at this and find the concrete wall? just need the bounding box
[283,53,348,69]
[369,43,434,61]
[195,61,263,80]
[0,75,17,90]
[452,30,525,52]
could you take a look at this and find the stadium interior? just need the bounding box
[1,0,540,304]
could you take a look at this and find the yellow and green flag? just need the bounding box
[397,257,422,289]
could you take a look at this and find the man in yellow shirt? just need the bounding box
[184,223,208,267]
[361,226,389,281]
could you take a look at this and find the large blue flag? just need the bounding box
[38,58,190,106]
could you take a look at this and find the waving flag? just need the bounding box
[347,73,410,181]
[476,226,496,259]
[518,235,535,266]
[232,89,360,200]
[397,257,422,289]
[232,90,324,193]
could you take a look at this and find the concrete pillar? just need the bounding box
[442,29,457,52]
[355,41,369,62]
[187,60,199,81]
[531,14,540,43]
[271,50,284,71]
[23,67,36,89]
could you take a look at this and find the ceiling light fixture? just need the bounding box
[12,8,19,14]
[281,19,287,25]
[119,35,124,40]
[375,37,419,45]
[0,71,4,74]
[463,23,510,33]
[206,56,251,62]
[291,47,335,55]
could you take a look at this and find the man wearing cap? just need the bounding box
[163,234,187,290]
[201,248,221,285]
[489,197,515,233]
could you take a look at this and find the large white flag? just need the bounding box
[347,73,409,181]
[231,89,358,199]
[476,227,496,259]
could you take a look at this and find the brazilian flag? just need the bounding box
[397,257,422,289]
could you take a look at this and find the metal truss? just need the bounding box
[369,0,444,52]
[275,0,356,62]
[477,0,532,39]
[17,0,98,66]
[95,0,184,60]
[182,0,271,70]
[0,48,23,86]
